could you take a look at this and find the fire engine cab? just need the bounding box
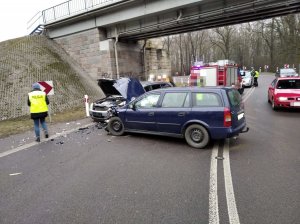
[189,60,244,94]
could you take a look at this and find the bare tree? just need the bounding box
[210,26,234,59]
[163,13,300,74]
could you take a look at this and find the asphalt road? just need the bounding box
[0,74,299,224]
[230,74,300,224]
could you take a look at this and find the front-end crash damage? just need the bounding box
[89,78,145,122]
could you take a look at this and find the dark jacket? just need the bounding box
[27,89,50,119]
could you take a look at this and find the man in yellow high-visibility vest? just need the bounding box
[27,83,50,142]
[254,70,260,87]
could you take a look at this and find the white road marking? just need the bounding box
[223,139,240,224]
[0,123,94,159]
[209,141,220,224]
[242,86,255,103]
[9,173,22,176]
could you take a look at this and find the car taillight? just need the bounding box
[224,107,232,127]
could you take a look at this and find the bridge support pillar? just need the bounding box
[54,28,171,81]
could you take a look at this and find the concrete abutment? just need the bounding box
[53,28,171,81]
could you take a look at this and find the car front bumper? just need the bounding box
[242,80,252,87]
[274,100,300,108]
[89,109,110,121]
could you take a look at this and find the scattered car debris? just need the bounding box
[95,122,107,129]
[9,173,22,176]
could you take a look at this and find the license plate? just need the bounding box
[291,102,300,106]
[238,113,244,120]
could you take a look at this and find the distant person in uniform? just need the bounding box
[253,69,260,87]
[27,83,49,142]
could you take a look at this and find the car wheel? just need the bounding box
[268,94,271,103]
[107,117,125,136]
[271,99,277,111]
[184,124,210,149]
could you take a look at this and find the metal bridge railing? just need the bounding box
[27,0,124,34]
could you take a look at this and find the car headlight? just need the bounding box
[89,103,94,110]
[278,97,288,101]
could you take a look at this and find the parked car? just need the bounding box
[89,78,174,121]
[275,68,298,77]
[240,70,254,87]
[268,77,300,110]
[106,86,249,149]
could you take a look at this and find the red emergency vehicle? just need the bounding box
[189,60,244,94]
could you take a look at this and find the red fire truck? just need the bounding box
[189,60,244,94]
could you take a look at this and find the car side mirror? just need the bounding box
[129,104,136,111]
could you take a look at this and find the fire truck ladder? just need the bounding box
[218,67,225,86]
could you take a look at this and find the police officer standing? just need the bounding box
[28,82,49,142]
[254,69,260,87]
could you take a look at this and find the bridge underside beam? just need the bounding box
[114,0,300,41]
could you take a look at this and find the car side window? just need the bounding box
[135,93,160,109]
[161,92,189,108]
[192,92,222,107]
[160,83,172,88]
[144,86,152,92]
[151,84,162,90]
[271,79,277,87]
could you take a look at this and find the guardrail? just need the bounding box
[27,0,125,34]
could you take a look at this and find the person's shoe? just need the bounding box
[44,131,49,138]
[36,137,40,142]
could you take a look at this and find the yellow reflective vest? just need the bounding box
[28,91,48,113]
[254,71,260,78]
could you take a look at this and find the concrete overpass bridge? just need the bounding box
[28,0,300,80]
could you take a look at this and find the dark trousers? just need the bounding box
[33,118,48,138]
[254,77,258,85]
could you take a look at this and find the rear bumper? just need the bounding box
[209,122,248,139]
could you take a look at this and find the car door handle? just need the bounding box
[148,112,154,116]
[178,112,185,116]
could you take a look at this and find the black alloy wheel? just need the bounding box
[107,117,125,136]
[184,124,210,149]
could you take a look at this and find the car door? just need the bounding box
[124,93,161,132]
[268,78,277,101]
[155,91,191,134]
[190,91,224,128]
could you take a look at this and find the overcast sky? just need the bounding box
[0,0,65,42]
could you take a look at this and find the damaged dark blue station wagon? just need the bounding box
[107,87,248,149]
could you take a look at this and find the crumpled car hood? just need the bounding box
[98,78,145,103]
[98,79,121,96]
[113,78,145,103]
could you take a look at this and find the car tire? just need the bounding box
[184,124,210,149]
[107,117,125,136]
[272,100,277,111]
[268,94,271,103]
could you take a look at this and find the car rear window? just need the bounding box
[227,89,242,106]
[192,92,222,107]
[277,79,300,89]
